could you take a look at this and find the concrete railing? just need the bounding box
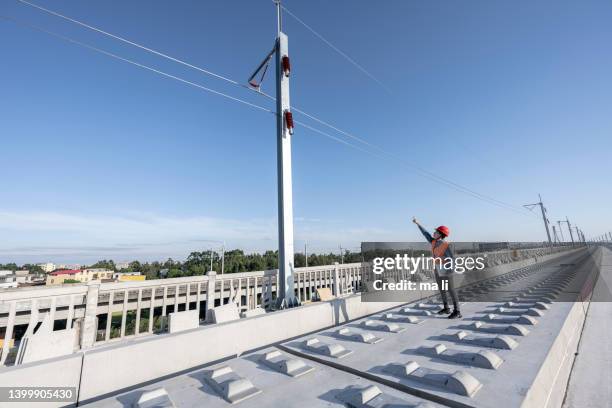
[0,262,364,365]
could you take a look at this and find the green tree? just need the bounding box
[88,259,116,271]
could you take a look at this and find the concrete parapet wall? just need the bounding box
[520,246,600,408]
[0,353,82,408]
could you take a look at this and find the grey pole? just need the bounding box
[304,243,308,267]
[566,217,575,246]
[274,0,297,308]
[557,221,565,242]
[540,194,552,245]
[221,242,225,274]
[523,194,552,245]
[552,225,559,245]
[210,248,214,271]
[574,227,581,245]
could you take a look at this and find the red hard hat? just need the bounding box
[436,225,450,237]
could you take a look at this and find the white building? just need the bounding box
[0,270,45,289]
[37,262,56,273]
[0,271,18,290]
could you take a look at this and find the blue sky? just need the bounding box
[1,0,611,263]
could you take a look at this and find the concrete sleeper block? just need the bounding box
[211,366,233,378]
[416,302,441,310]
[400,307,432,316]
[203,365,261,404]
[135,388,175,408]
[303,338,353,358]
[384,362,482,397]
[468,321,530,336]
[513,296,552,305]
[336,384,432,408]
[382,313,422,324]
[360,320,406,333]
[446,371,483,397]
[444,331,518,350]
[483,314,538,326]
[504,301,549,310]
[534,301,550,310]
[260,350,314,377]
[225,379,260,403]
[336,328,383,344]
[357,385,382,404]
[516,315,538,325]
[418,344,503,369]
[495,307,544,317]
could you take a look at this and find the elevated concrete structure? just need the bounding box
[1,245,608,407]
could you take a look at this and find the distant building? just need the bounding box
[46,268,114,285]
[115,261,131,270]
[0,270,18,290]
[37,262,56,273]
[56,263,81,271]
[113,272,146,282]
[1,270,45,289]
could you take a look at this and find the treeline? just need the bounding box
[90,249,364,280]
[0,263,44,273]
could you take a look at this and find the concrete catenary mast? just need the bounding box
[248,0,297,308]
[274,0,297,308]
[524,194,552,245]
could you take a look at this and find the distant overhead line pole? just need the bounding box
[523,194,552,245]
[565,217,575,246]
[557,221,565,242]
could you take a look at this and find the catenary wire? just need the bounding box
[0,15,275,116]
[280,4,391,93]
[15,0,249,89]
[3,11,534,217]
[13,0,529,213]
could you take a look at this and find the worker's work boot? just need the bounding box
[447,309,462,319]
[437,307,451,315]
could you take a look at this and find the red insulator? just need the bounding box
[284,111,294,135]
[281,55,291,77]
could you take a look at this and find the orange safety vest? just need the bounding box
[431,239,449,259]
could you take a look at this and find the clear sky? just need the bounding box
[1,0,611,264]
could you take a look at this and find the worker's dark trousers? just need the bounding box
[433,270,460,311]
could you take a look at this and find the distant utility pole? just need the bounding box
[523,194,552,245]
[552,225,559,244]
[304,243,308,267]
[248,0,297,308]
[566,217,575,246]
[221,242,225,274]
[558,218,575,246]
[210,248,214,271]
[557,221,565,242]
